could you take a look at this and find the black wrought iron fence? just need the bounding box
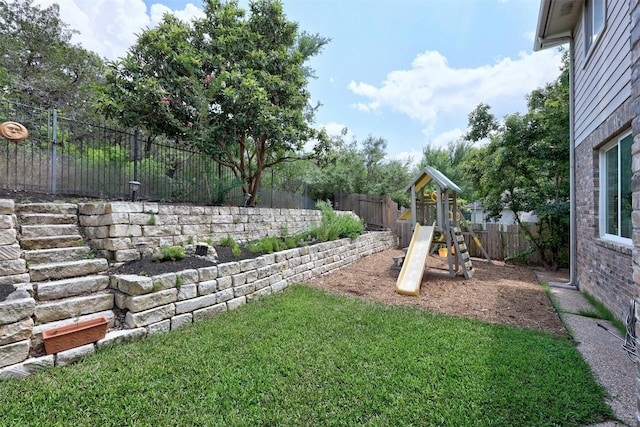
[0,100,315,208]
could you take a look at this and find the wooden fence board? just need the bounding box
[334,192,540,264]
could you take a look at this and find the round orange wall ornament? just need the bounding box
[0,121,29,141]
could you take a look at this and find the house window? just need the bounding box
[600,132,632,243]
[584,0,605,53]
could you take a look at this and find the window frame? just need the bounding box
[599,131,633,245]
[584,0,606,55]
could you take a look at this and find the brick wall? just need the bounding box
[574,101,635,320]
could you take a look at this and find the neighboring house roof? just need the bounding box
[404,165,463,194]
[534,0,582,51]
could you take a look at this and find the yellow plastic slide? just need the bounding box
[395,223,435,296]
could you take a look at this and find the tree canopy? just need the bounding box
[418,138,479,200]
[464,49,570,269]
[295,133,412,207]
[0,0,105,119]
[100,0,331,206]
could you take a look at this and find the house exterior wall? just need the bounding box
[574,1,631,148]
[572,0,635,321]
[629,0,640,425]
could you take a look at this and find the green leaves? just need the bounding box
[463,49,570,269]
[100,0,329,206]
[0,0,105,120]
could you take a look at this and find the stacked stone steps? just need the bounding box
[20,224,84,250]
[15,203,113,331]
[19,212,78,225]
[29,258,108,282]
[24,246,93,265]
[0,200,34,369]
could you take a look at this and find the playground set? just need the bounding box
[393,166,491,296]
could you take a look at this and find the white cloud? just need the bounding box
[390,148,422,170]
[318,121,347,137]
[150,3,205,27]
[428,128,465,150]
[32,0,204,60]
[348,48,563,136]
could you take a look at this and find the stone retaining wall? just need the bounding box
[113,231,396,332]
[0,227,397,379]
[78,202,331,262]
[0,200,33,371]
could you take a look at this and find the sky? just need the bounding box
[32,0,563,165]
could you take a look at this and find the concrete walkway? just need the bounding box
[535,271,636,426]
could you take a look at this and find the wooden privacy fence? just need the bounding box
[334,193,399,230]
[333,193,539,263]
[466,224,540,263]
[398,221,540,263]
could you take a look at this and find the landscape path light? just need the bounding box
[129,180,141,202]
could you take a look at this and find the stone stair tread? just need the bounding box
[18,213,78,225]
[20,224,80,238]
[29,258,108,272]
[33,292,114,323]
[19,235,84,250]
[29,258,108,282]
[35,275,110,301]
[16,203,78,215]
[24,247,92,264]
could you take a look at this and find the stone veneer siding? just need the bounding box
[78,202,331,262]
[0,229,397,379]
[574,99,635,320]
[630,0,640,424]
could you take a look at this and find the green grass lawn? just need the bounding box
[1,285,612,427]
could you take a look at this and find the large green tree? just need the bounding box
[464,50,570,269]
[298,133,411,206]
[0,0,105,118]
[418,138,479,199]
[100,0,330,206]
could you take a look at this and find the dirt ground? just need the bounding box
[304,248,569,337]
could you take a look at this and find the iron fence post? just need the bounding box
[133,129,139,183]
[51,109,57,193]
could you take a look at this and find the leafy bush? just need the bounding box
[223,201,363,255]
[219,235,235,247]
[160,246,185,261]
[246,233,312,255]
[247,236,285,254]
[311,200,364,242]
[210,176,243,205]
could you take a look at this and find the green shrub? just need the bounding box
[219,235,235,247]
[247,236,285,254]
[160,246,185,261]
[223,201,364,254]
[231,243,242,257]
[334,213,365,239]
[311,200,364,242]
[284,236,298,249]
